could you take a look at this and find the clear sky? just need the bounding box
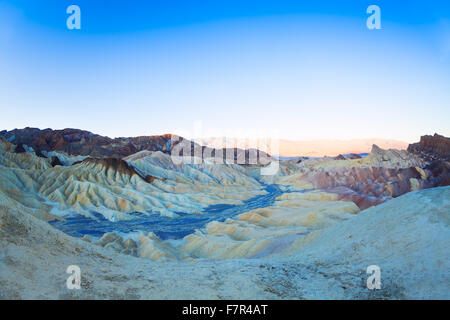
[0,0,449,142]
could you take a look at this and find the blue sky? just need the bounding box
[0,0,449,142]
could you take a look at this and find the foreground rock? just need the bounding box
[408,133,450,162]
[271,186,450,299]
[1,187,448,299]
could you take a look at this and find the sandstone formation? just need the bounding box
[50,156,63,167]
[0,128,449,299]
[408,133,450,161]
[0,139,266,222]
[13,143,26,154]
[265,142,448,209]
[0,128,272,164]
[200,137,409,157]
[178,191,360,260]
[74,157,157,184]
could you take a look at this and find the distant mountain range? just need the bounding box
[0,127,270,162]
[3,128,444,159]
[198,137,409,157]
[0,127,177,158]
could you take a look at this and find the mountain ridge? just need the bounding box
[199,137,410,157]
[0,127,271,163]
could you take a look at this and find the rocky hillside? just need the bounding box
[0,139,266,222]
[408,133,450,161]
[0,127,180,158]
[265,140,449,209]
[0,130,449,299]
[0,127,271,163]
[1,186,448,299]
[407,133,450,188]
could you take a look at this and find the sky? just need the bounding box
[0,0,449,142]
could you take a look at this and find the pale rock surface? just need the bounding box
[1,187,448,299]
[267,186,450,299]
[0,140,266,222]
[178,191,359,260]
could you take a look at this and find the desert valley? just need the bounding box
[0,128,448,299]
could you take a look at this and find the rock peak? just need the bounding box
[370,144,383,154]
[408,134,450,161]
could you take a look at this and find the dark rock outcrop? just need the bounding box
[347,153,362,159]
[143,175,156,183]
[408,133,450,162]
[50,156,63,167]
[34,150,47,158]
[301,166,428,209]
[14,143,26,154]
[406,134,450,188]
[74,158,157,184]
[295,143,448,210]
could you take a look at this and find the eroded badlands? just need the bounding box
[0,129,449,299]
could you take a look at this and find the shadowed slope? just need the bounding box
[0,127,176,158]
[74,158,157,184]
